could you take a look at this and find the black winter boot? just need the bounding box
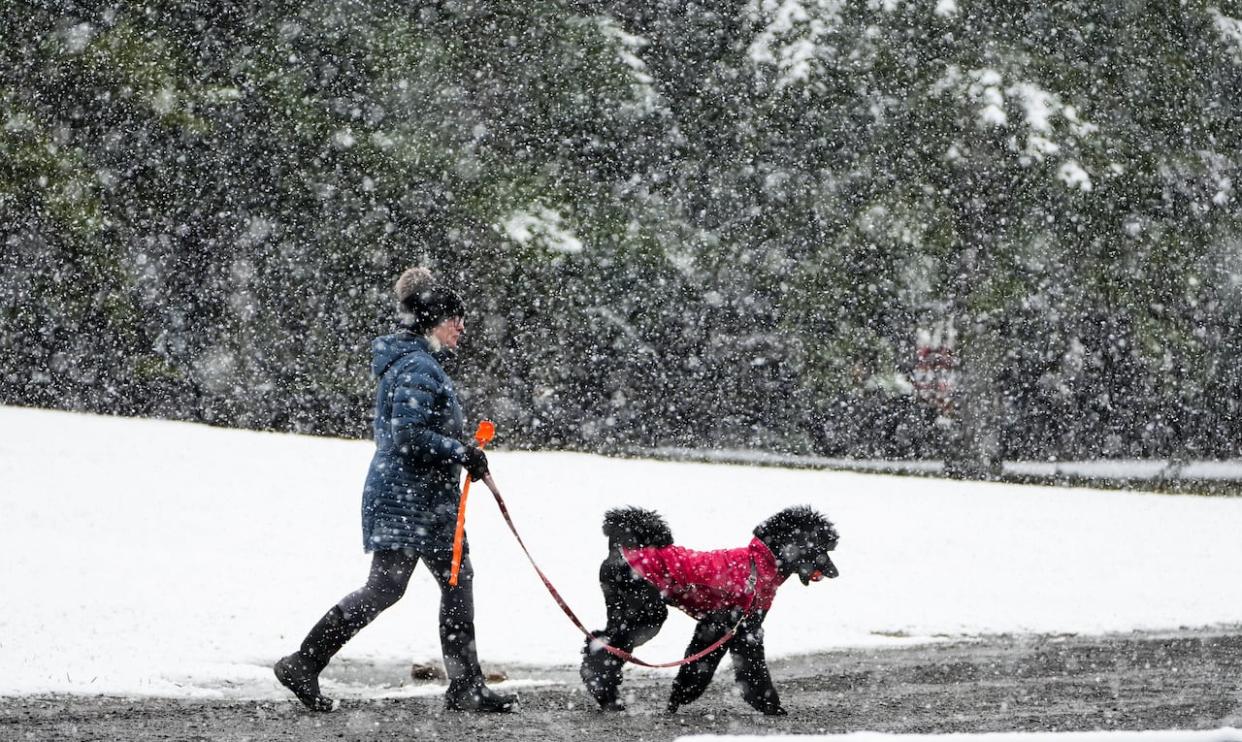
[274,653,335,712]
[274,606,366,712]
[444,678,517,712]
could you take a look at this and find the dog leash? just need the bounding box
[479,473,755,669]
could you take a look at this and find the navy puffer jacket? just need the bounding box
[361,331,468,554]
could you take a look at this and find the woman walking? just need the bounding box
[274,266,516,713]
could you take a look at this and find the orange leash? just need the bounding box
[449,420,495,587]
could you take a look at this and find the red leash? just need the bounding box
[479,473,751,668]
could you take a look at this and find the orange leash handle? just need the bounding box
[449,420,496,587]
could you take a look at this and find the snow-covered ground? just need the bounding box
[3,405,1242,701]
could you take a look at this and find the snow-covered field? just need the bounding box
[3,405,1242,701]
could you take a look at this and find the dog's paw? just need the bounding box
[764,705,788,716]
[665,701,680,714]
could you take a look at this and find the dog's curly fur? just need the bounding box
[602,506,673,549]
[753,506,840,585]
[581,505,839,715]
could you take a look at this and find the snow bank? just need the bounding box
[3,406,1242,700]
[678,730,1242,742]
[651,446,1242,481]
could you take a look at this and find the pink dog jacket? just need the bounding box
[622,537,786,619]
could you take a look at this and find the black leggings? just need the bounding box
[336,549,481,681]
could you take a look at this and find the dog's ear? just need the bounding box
[820,525,839,551]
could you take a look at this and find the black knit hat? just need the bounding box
[394,267,465,333]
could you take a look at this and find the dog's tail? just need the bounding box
[603,507,674,549]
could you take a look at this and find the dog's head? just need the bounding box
[754,506,839,586]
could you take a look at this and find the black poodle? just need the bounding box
[580,505,839,715]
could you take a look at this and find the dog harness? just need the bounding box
[622,537,786,620]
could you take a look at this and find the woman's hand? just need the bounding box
[462,444,490,482]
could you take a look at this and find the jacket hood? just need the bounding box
[370,332,430,377]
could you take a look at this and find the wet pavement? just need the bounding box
[4,627,1241,741]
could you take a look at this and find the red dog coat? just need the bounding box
[622,537,786,620]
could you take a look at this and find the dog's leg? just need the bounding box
[581,554,667,711]
[666,612,733,713]
[729,612,785,715]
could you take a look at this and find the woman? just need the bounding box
[274,266,516,713]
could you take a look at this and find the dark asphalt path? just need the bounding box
[4,627,1241,741]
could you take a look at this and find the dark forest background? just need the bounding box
[4,1,1242,475]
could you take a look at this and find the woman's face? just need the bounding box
[431,316,465,349]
